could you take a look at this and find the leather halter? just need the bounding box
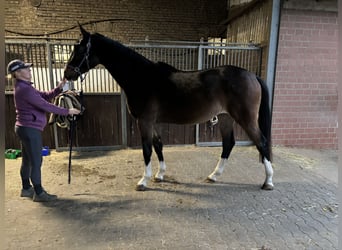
[67,36,91,82]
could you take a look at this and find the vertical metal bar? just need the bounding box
[43,43,50,90]
[52,44,58,88]
[121,92,127,147]
[91,65,96,92]
[258,47,262,76]
[46,41,59,149]
[47,41,54,89]
[101,67,104,92]
[246,49,249,70]
[196,41,204,145]
[190,49,193,70]
[240,49,244,68]
[244,49,247,69]
[266,0,282,113]
[0,10,4,213]
[183,48,186,70]
[192,48,195,70]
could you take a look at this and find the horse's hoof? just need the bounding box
[135,184,147,191]
[261,183,274,190]
[153,177,163,183]
[206,177,216,183]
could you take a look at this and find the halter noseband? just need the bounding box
[69,36,91,82]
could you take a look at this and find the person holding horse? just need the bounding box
[7,59,81,202]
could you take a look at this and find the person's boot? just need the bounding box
[20,187,34,198]
[33,190,57,202]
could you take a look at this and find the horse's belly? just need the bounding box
[158,103,225,124]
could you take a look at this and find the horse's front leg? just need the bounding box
[152,130,166,182]
[136,122,154,191]
[207,131,235,182]
[136,138,153,191]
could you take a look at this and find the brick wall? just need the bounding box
[272,8,338,149]
[5,0,227,42]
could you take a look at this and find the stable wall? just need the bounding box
[5,0,227,42]
[272,7,338,149]
[5,0,338,149]
[225,0,338,149]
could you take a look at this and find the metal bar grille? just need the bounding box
[5,40,261,93]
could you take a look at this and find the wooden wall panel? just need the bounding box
[5,94,196,150]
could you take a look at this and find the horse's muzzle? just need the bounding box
[64,66,79,81]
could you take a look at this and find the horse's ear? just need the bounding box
[78,22,90,37]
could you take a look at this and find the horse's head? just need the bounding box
[64,24,100,81]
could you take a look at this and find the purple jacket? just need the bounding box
[14,79,69,131]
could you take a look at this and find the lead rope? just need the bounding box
[68,36,90,184]
[68,115,75,184]
[68,81,85,184]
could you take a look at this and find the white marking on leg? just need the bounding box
[263,158,274,187]
[207,158,228,182]
[137,161,152,187]
[155,161,166,181]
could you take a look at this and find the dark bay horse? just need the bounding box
[64,25,274,191]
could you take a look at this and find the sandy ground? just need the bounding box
[4,145,338,249]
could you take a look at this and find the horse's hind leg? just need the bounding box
[257,134,273,190]
[243,123,274,190]
[152,129,167,182]
[207,114,235,182]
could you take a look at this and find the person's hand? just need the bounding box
[58,78,67,90]
[68,108,81,115]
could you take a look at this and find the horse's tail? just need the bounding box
[256,76,272,162]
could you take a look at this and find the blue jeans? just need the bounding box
[15,126,42,187]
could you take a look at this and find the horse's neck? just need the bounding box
[95,39,153,92]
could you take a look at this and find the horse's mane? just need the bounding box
[92,33,155,67]
[156,61,179,73]
[92,33,183,77]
